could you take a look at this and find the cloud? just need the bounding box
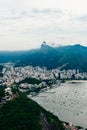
[31,8,63,14]
[0,0,87,50]
[77,14,87,22]
[0,7,64,23]
[0,16,22,20]
[0,9,30,21]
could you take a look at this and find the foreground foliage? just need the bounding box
[0,85,5,101]
[18,77,41,85]
[0,94,64,130]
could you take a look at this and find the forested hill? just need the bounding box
[0,94,64,130]
[0,42,87,72]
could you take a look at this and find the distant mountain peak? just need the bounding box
[73,44,81,47]
[72,44,85,49]
[42,41,48,46]
[41,41,54,53]
[41,41,52,48]
[41,41,61,48]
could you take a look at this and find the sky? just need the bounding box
[0,0,87,50]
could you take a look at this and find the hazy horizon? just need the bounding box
[0,0,87,50]
[0,42,86,51]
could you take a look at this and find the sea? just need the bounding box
[31,80,87,128]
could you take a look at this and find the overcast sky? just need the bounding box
[0,0,87,50]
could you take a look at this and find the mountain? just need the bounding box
[0,94,64,130]
[41,41,55,53]
[0,42,87,72]
[19,43,87,72]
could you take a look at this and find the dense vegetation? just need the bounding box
[0,94,64,130]
[0,85,5,101]
[18,77,41,85]
[0,65,3,72]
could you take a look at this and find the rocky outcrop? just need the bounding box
[40,113,63,130]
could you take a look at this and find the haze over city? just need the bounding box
[0,0,87,50]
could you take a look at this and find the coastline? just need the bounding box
[30,81,87,128]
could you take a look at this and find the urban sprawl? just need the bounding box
[0,62,87,102]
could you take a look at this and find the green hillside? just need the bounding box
[0,94,64,130]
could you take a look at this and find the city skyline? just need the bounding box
[0,0,87,50]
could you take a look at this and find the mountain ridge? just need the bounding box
[0,42,87,72]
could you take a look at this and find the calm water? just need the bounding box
[31,81,87,128]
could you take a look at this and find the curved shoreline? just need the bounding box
[30,81,87,128]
